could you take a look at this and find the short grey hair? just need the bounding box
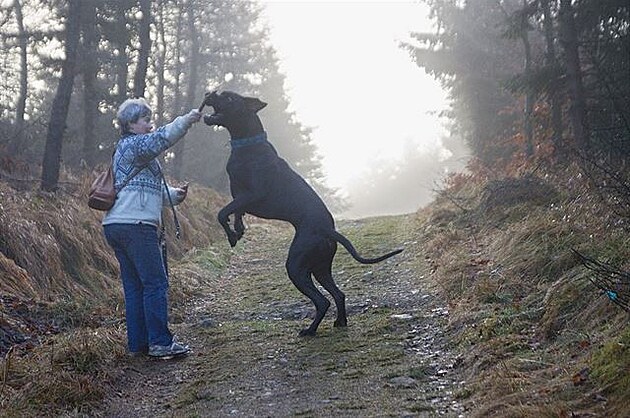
[116,98,152,134]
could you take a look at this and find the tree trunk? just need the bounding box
[172,2,184,116]
[81,0,99,168]
[14,0,27,130]
[8,0,28,156]
[558,0,589,150]
[41,0,82,191]
[520,4,534,157]
[541,0,563,147]
[172,1,198,179]
[133,0,151,98]
[155,0,167,126]
[115,5,129,103]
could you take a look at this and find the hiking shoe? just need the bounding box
[148,337,190,358]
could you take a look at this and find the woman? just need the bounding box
[103,98,201,358]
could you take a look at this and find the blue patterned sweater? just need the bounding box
[102,113,195,227]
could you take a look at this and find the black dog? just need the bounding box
[201,91,403,336]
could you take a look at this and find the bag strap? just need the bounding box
[111,144,179,241]
[117,165,145,191]
[111,150,151,193]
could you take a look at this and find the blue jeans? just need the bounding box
[104,223,172,352]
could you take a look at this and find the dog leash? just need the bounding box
[156,164,181,279]
[156,164,181,239]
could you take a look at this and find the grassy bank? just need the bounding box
[1,164,629,416]
[417,169,630,416]
[0,175,229,416]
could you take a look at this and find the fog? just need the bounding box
[339,136,470,219]
[261,1,467,219]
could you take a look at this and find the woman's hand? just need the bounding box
[175,183,189,202]
[187,109,202,124]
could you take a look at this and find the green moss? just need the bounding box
[591,326,630,399]
[189,246,231,271]
[409,402,435,412]
[336,401,367,410]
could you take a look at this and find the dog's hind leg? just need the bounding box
[234,212,245,240]
[313,267,347,328]
[286,258,330,336]
[217,205,239,247]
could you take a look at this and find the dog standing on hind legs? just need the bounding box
[200,90,403,336]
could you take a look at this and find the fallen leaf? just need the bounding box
[572,367,589,386]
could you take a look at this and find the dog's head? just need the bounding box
[201,91,267,128]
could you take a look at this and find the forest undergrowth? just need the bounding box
[0,163,629,417]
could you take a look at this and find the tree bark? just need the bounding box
[114,5,129,103]
[541,0,563,147]
[172,0,198,179]
[558,0,589,150]
[133,0,151,98]
[520,2,534,157]
[172,1,184,116]
[41,0,82,191]
[14,0,27,131]
[8,0,28,156]
[155,0,167,126]
[81,0,99,167]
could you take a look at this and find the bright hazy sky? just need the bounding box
[259,1,450,213]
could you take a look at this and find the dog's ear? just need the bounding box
[244,97,267,113]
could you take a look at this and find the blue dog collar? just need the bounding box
[230,132,268,149]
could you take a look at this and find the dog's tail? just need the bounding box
[328,230,403,264]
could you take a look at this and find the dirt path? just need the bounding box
[102,215,466,417]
